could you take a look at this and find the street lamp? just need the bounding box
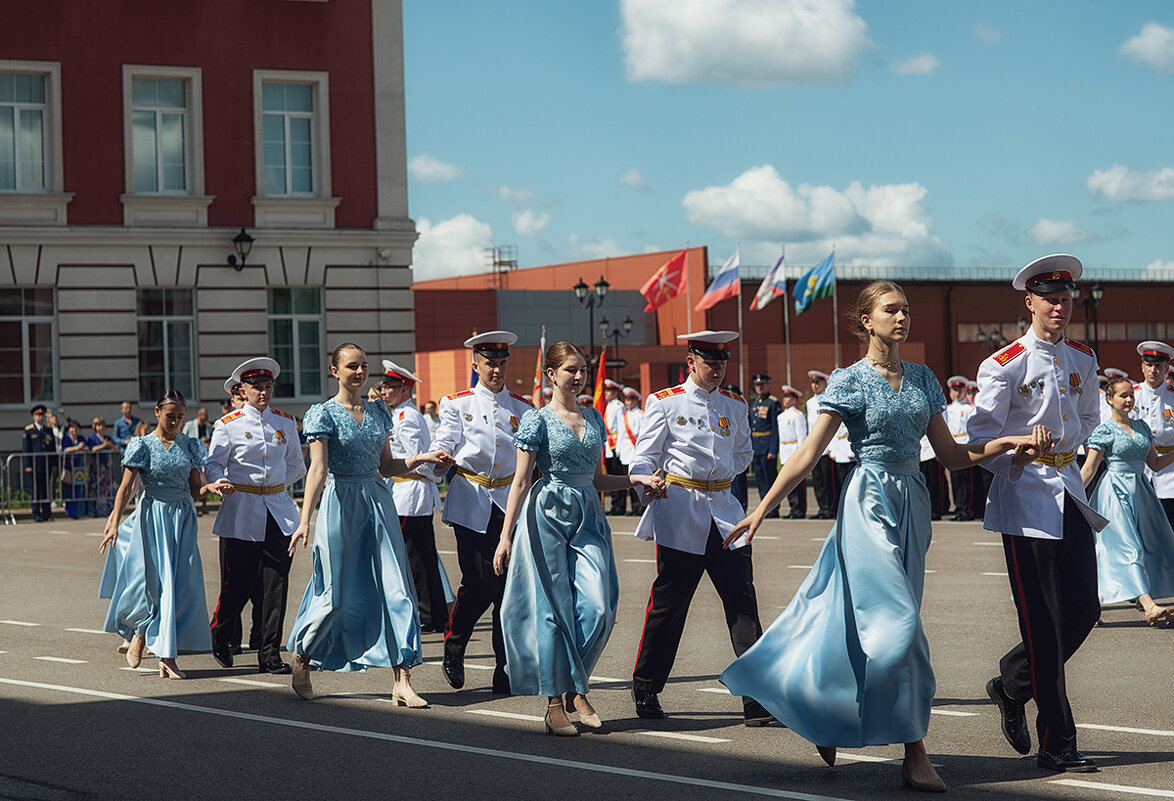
[1071,283,1104,351]
[976,325,1007,353]
[572,275,610,365]
[599,315,633,367]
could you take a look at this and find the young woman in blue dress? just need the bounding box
[99,390,230,679]
[719,281,1048,793]
[1079,377,1174,625]
[286,344,454,703]
[492,342,665,736]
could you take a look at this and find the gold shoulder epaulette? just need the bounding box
[509,391,534,406]
[719,387,747,403]
[272,409,296,421]
[219,410,245,424]
[446,389,474,401]
[654,386,685,400]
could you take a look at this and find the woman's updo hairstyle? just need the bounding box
[330,342,365,369]
[544,341,587,373]
[848,280,907,342]
[1104,376,1132,399]
[156,389,187,408]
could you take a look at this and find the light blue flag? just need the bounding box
[794,252,835,315]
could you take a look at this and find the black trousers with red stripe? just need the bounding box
[210,512,292,665]
[400,514,449,631]
[444,504,507,689]
[919,458,947,518]
[998,495,1099,754]
[810,455,834,517]
[632,522,762,699]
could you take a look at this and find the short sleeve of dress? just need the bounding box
[1085,422,1113,453]
[368,400,394,440]
[919,365,947,416]
[301,403,334,443]
[819,367,864,421]
[513,408,546,452]
[121,436,150,470]
[184,435,207,468]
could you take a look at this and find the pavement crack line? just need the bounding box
[0,677,854,801]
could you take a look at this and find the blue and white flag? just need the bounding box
[750,254,787,311]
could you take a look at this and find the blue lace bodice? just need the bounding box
[514,406,605,477]
[301,399,393,476]
[1086,420,1153,471]
[818,360,947,463]
[120,433,206,488]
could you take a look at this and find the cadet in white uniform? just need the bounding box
[775,385,807,518]
[616,386,645,515]
[602,379,628,514]
[806,370,835,518]
[1132,341,1174,524]
[381,360,449,633]
[945,376,977,520]
[969,255,1108,774]
[206,358,306,673]
[429,331,533,693]
[628,331,769,725]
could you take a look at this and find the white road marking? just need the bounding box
[981,572,1009,577]
[48,529,70,534]
[787,565,813,569]
[624,559,657,564]
[698,687,731,695]
[1051,779,1174,798]
[65,628,109,635]
[437,550,456,555]
[219,677,282,689]
[468,709,545,722]
[421,659,493,671]
[588,675,626,685]
[119,667,157,673]
[633,730,731,744]
[925,570,938,574]
[3,679,850,800]
[0,620,40,627]
[35,656,87,664]
[930,709,979,717]
[833,753,942,767]
[755,536,780,540]
[84,532,103,537]
[972,542,1002,547]
[810,538,826,542]
[1078,723,1174,737]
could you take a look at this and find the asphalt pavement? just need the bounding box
[2,505,1173,801]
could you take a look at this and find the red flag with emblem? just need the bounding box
[592,356,607,420]
[639,249,688,312]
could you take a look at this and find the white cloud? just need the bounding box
[567,235,633,260]
[973,24,1002,44]
[1028,218,1091,245]
[1145,259,1174,274]
[1120,22,1174,72]
[619,168,649,191]
[493,184,536,204]
[682,164,950,266]
[407,154,464,182]
[891,53,940,76]
[1087,164,1174,202]
[412,214,493,280]
[620,0,871,86]
[512,209,550,237]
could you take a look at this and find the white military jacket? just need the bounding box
[1132,380,1174,497]
[630,377,753,554]
[946,401,974,443]
[205,404,305,540]
[967,329,1107,539]
[806,393,831,457]
[615,406,644,466]
[776,406,807,464]
[828,420,854,463]
[430,382,533,533]
[604,398,624,458]
[388,399,441,517]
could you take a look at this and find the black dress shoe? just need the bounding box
[442,650,464,689]
[743,698,776,727]
[986,676,1031,755]
[491,668,511,695]
[1037,749,1097,773]
[211,644,234,669]
[633,687,665,719]
[258,659,292,674]
[229,643,243,655]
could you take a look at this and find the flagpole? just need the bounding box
[782,244,792,386]
[831,244,839,368]
[735,242,745,392]
[685,240,692,333]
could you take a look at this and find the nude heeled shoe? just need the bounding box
[159,660,186,680]
[564,691,602,729]
[391,666,429,708]
[125,635,145,668]
[291,654,314,700]
[546,696,579,736]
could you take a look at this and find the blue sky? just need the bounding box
[403,0,1174,280]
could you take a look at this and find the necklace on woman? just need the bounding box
[867,354,901,371]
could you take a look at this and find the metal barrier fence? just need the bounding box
[1,445,311,525]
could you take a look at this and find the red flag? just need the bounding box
[592,356,607,420]
[639,249,688,312]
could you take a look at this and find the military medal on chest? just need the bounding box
[244,431,253,439]
[464,413,473,422]
[509,415,519,433]
[1069,373,1082,394]
[718,416,731,437]
[675,415,686,426]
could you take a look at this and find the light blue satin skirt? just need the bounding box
[286,472,422,672]
[98,514,135,600]
[101,487,210,658]
[1091,462,1174,604]
[502,472,619,697]
[721,459,935,747]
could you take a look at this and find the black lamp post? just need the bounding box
[572,275,610,365]
[1071,283,1104,351]
[227,227,254,271]
[599,315,633,367]
[976,325,1007,353]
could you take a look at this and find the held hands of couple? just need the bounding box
[1008,424,1053,466]
[202,478,234,497]
[416,449,455,468]
[493,538,511,576]
[639,469,668,501]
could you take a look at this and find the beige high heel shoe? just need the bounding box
[125,635,145,668]
[564,691,602,729]
[546,696,578,736]
[291,654,314,700]
[391,666,429,708]
[159,660,186,680]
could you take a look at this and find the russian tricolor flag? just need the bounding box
[750,254,787,311]
[694,250,740,312]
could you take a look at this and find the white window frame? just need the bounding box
[121,65,205,197]
[252,70,332,198]
[0,288,57,409]
[0,60,68,225]
[136,288,197,404]
[267,287,324,401]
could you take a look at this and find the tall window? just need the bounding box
[261,83,314,195]
[131,77,187,193]
[0,72,46,191]
[0,288,54,405]
[137,289,195,402]
[268,288,322,399]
